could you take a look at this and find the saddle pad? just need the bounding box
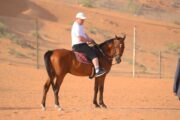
[74,51,91,64]
[73,51,95,79]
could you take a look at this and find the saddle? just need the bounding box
[73,51,95,79]
[73,45,102,79]
[74,51,91,64]
[73,45,101,64]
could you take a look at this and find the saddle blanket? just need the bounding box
[74,51,91,64]
[73,51,95,79]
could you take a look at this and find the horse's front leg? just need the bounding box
[99,76,107,108]
[93,79,100,108]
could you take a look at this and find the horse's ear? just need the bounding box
[120,33,126,41]
[123,34,126,41]
[115,35,118,39]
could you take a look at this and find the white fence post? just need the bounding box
[133,26,136,78]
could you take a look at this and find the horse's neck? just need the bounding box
[98,47,113,66]
[98,40,114,65]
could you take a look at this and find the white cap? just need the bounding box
[76,12,87,19]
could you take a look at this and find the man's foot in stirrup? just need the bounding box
[95,68,106,77]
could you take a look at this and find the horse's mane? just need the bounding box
[98,38,115,48]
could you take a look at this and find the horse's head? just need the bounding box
[114,33,126,63]
[99,33,126,64]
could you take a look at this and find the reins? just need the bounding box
[95,41,120,65]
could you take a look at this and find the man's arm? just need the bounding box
[77,33,94,43]
[85,33,93,41]
[78,36,89,42]
[85,33,97,44]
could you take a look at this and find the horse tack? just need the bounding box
[73,51,95,79]
[74,51,91,64]
[41,34,126,110]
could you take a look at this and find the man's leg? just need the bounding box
[92,57,106,77]
[92,57,99,69]
[75,43,105,77]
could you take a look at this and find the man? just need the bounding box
[71,12,106,77]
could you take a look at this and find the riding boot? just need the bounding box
[95,67,106,77]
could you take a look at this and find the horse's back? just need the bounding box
[51,49,74,61]
[53,48,72,56]
[50,48,93,76]
[49,49,73,71]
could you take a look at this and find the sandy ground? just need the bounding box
[0,63,180,120]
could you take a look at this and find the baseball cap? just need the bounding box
[76,12,87,19]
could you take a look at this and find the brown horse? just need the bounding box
[41,34,126,111]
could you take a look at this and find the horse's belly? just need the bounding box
[69,63,93,77]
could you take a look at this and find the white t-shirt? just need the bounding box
[71,22,88,46]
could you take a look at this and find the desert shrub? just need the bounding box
[123,57,133,65]
[89,27,97,34]
[0,22,7,35]
[8,48,28,58]
[31,30,40,38]
[0,22,34,49]
[166,43,180,55]
[126,0,142,15]
[174,21,180,25]
[6,33,34,49]
[79,0,94,8]
[137,63,147,73]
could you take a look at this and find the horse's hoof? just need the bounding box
[94,103,100,108]
[41,104,46,111]
[95,105,100,108]
[100,104,107,109]
[54,104,62,111]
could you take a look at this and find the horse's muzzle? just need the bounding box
[115,56,121,64]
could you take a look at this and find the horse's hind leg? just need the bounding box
[53,74,66,111]
[41,77,53,110]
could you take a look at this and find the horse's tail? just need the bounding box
[44,50,54,79]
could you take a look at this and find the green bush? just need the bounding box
[31,30,40,38]
[6,33,34,49]
[123,57,133,65]
[0,22,7,35]
[126,0,137,14]
[79,0,94,8]
[174,21,180,25]
[89,27,97,34]
[8,48,28,58]
[137,63,147,73]
[166,43,180,55]
[0,22,34,49]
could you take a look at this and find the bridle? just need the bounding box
[97,38,124,65]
